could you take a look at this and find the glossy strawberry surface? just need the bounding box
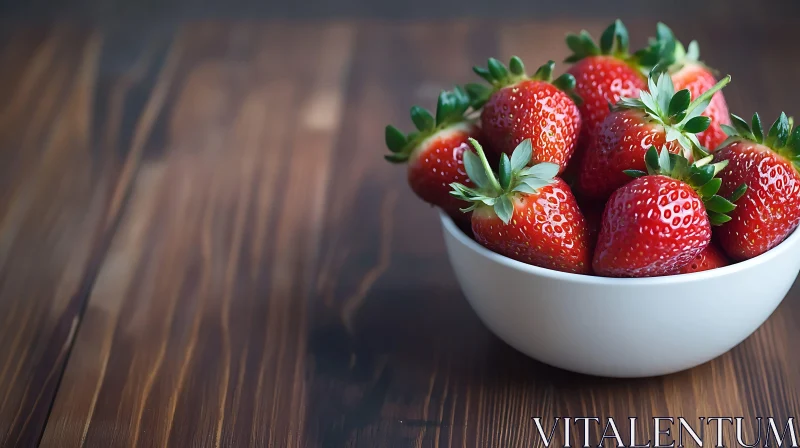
[672,63,731,150]
[407,124,475,215]
[593,175,711,277]
[471,178,591,274]
[713,141,800,260]
[674,243,729,274]
[567,55,646,165]
[480,80,581,173]
[578,109,684,200]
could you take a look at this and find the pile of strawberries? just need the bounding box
[384,21,800,278]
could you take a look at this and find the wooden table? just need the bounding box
[1,18,799,448]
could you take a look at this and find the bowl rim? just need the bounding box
[439,210,800,286]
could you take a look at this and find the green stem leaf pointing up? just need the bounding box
[684,75,730,118]
[467,138,502,193]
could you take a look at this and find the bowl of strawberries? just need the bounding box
[385,21,800,377]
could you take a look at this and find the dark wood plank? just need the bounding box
[0,26,175,447]
[38,22,356,447]
[0,27,102,448]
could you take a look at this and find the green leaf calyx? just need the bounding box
[635,146,747,226]
[468,57,582,108]
[383,86,476,163]
[565,19,630,63]
[449,138,559,224]
[719,112,800,173]
[615,71,730,157]
[642,22,716,76]
[564,20,679,76]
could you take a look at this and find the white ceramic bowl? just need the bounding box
[440,211,800,378]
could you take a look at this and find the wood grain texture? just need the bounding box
[0,26,103,447]
[0,18,798,448]
[0,25,179,447]
[36,22,356,448]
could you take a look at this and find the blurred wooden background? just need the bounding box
[1,0,798,21]
[1,2,800,447]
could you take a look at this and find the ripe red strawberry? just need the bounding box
[593,146,743,277]
[578,71,730,200]
[450,138,591,274]
[652,24,732,150]
[466,58,581,173]
[713,112,800,260]
[385,87,479,217]
[563,20,658,176]
[674,243,730,274]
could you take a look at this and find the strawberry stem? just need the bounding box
[468,138,502,192]
[685,75,730,116]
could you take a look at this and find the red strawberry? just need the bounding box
[652,24,732,150]
[578,71,730,200]
[674,243,730,274]
[466,58,582,173]
[450,138,591,274]
[563,20,656,175]
[713,112,800,260]
[593,146,742,277]
[385,87,479,217]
